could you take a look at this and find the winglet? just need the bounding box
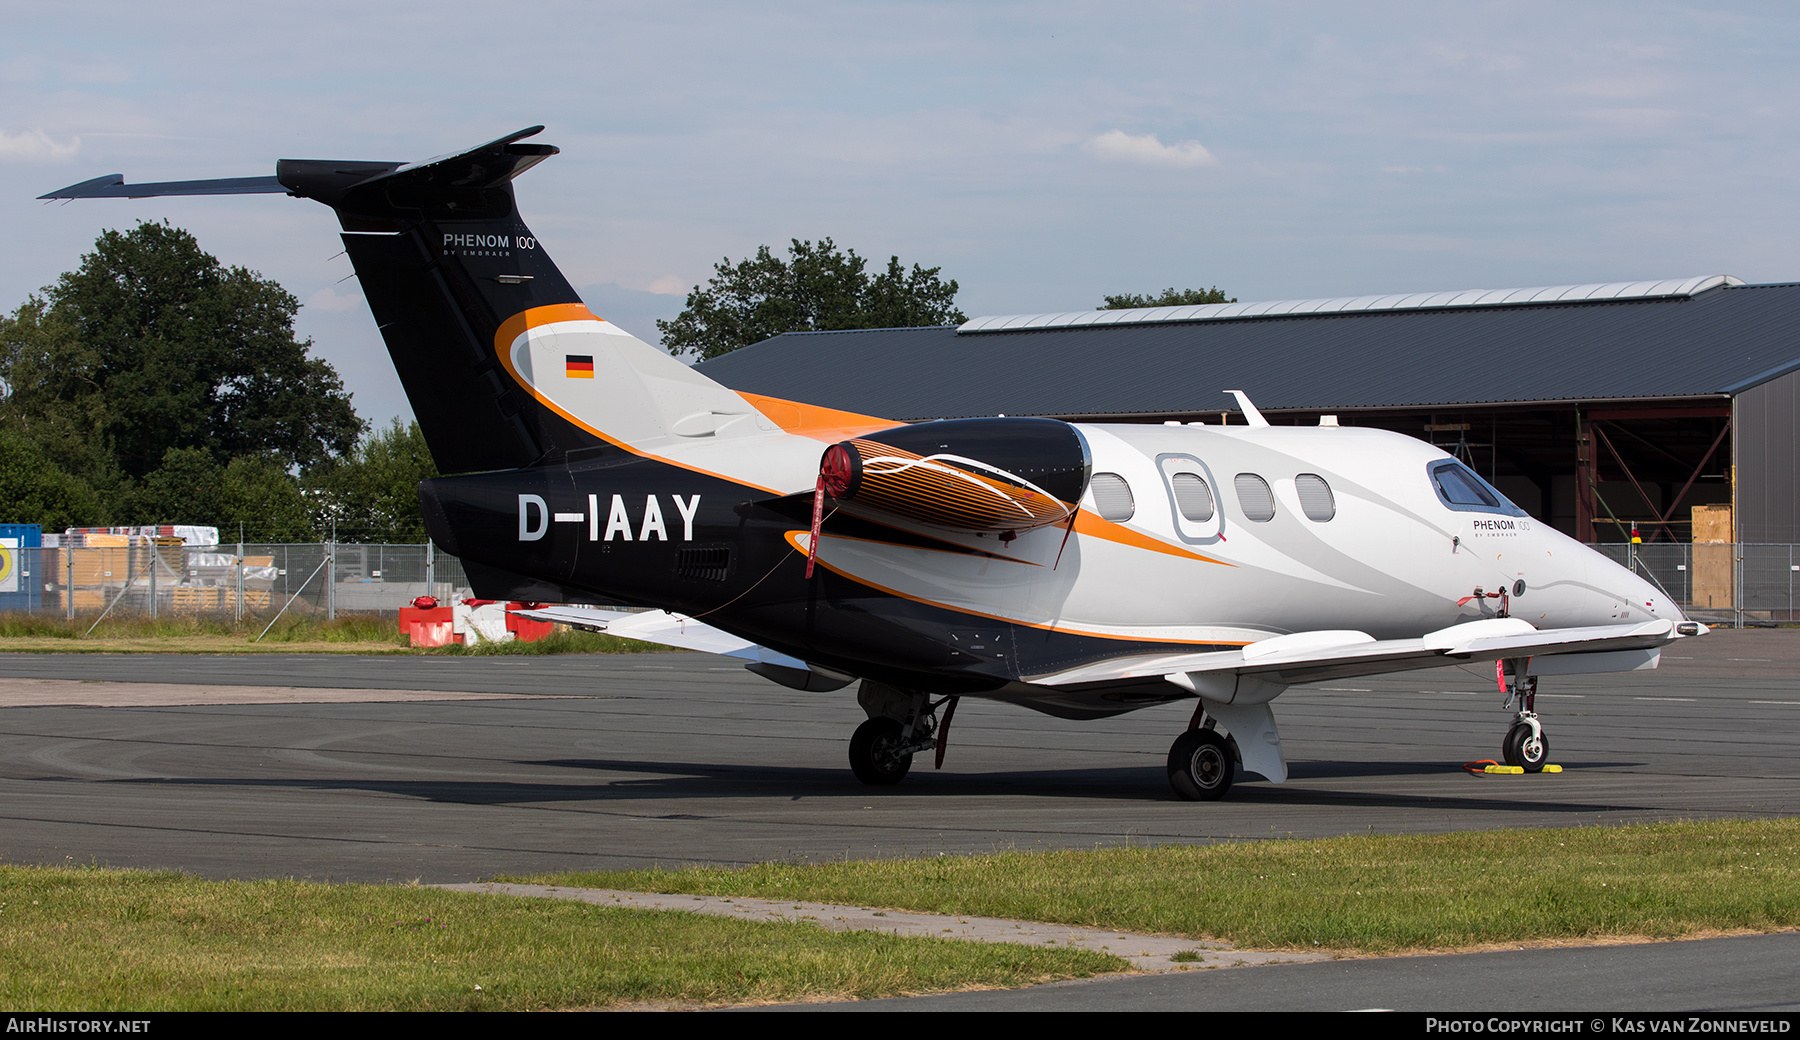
[1225,390,1270,427]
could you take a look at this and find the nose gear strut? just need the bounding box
[1498,656,1549,772]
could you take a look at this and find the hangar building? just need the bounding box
[697,275,1800,548]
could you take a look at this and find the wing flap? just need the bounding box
[1030,618,1681,689]
[510,605,809,668]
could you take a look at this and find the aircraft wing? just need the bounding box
[509,605,801,665]
[510,605,857,692]
[1031,617,1693,690]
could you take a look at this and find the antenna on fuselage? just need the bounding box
[1224,390,1270,428]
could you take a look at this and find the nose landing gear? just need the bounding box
[1499,657,1549,772]
[1504,717,1549,771]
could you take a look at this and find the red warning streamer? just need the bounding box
[806,444,855,579]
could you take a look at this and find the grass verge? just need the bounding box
[0,866,1122,1011]
[515,819,1800,953]
[0,614,662,655]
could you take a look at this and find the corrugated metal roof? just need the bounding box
[957,275,1744,332]
[695,282,1800,421]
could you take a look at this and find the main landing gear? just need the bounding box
[1167,703,1238,801]
[848,683,960,787]
[848,717,915,785]
[1500,658,1549,772]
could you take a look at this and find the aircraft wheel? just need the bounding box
[1168,729,1234,801]
[849,717,912,786]
[1503,722,1548,773]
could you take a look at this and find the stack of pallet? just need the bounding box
[1691,504,1733,609]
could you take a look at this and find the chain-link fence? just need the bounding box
[1,540,1792,627]
[0,543,468,622]
[1590,542,1798,627]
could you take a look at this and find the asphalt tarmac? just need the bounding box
[1,629,1795,882]
[0,630,1795,1011]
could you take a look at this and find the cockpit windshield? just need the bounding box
[1427,459,1528,517]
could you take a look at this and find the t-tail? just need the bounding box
[40,126,762,477]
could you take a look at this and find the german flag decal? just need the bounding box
[565,355,595,378]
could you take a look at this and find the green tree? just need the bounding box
[0,428,102,530]
[122,447,226,526]
[219,455,318,542]
[863,256,966,329]
[657,239,967,360]
[0,296,123,501]
[120,448,317,541]
[1100,287,1236,310]
[308,419,439,542]
[3,222,363,482]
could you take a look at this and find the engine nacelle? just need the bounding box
[819,417,1091,534]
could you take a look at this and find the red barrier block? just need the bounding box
[399,605,460,647]
[505,602,554,643]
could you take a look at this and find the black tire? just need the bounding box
[1168,729,1234,801]
[849,717,912,786]
[1503,722,1549,773]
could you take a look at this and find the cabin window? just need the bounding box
[1235,473,1275,522]
[1427,460,1527,517]
[1295,474,1335,522]
[1171,473,1215,522]
[1090,473,1135,522]
[1156,454,1221,543]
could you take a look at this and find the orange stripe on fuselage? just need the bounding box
[783,529,1243,645]
[493,306,898,479]
[491,305,1228,566]
[734,391,900,442]
[811,528,1043,567]
[495,302,601,344]
[493,305,792,492]
[1072,510,1229,565]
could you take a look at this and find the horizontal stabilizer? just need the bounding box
[39,174,287,200]
[40,126,554,209]
[380,126,557,188]
[274,125,555,217]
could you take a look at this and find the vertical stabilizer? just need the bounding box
[277,128,606,473]
[40,127,774,476]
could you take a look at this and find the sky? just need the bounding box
[3,1,1798,431]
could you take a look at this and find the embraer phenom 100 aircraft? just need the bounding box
[44,127,1706,800]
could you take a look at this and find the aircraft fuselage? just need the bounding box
[422,416,1671,709]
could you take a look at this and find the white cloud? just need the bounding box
[0,129,80,163]
[304,287,366,313]
[1083,129,1218,168]
[647,275,690,296]
[1560,75,1668,100]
